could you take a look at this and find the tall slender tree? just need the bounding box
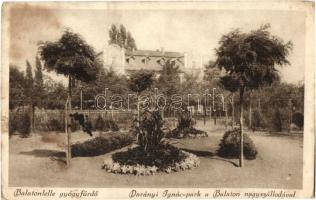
[39,30,99,166]
[109,24,137,51]
[34,56,44,108]
[215,24,292,167]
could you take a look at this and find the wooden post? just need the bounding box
[80,89,83,111]
[239,88,244,167]
[288,99,292,133]
[65,98,69,166]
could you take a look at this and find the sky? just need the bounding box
[8,3,306,84]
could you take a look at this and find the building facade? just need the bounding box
[102,44,206,81]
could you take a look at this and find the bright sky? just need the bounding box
[8,3,306,84]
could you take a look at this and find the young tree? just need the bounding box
[215,24,292,167]
[38,30,99,166]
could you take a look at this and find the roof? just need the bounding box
[125,49,184,58]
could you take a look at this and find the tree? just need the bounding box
[25,60,35,130]
[109,24,119,45]
[38,30,100,166]
[157,60,181,116]
[126,32,137,51]
[128,70,154,124]
[34,56,45,108]
[9,65,27,109]
[215,24,292,167]
[109,24,137,51]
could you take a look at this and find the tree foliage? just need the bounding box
[38,30,100,82]
[216,24,292,91]
[9,65,27,109]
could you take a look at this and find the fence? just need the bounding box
[9,108,137,132]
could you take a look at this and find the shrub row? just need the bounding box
[244,109,304,131]
[71,132,134,157]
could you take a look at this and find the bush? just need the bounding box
[47,119,64,131]
[15,112,31,137]
[71,132,133,157]
[94,115,119,132]
[292,112,303,129]
[9,113,17,136]
[94,115,105,131]
[251,110,266,130]
[167,109,207,138]
[271,109,282,132]
[217,129,257,160]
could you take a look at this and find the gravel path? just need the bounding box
[9,128,303,189]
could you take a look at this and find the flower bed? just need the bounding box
[102,149,200,176]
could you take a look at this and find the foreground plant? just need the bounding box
[102,110,200,175]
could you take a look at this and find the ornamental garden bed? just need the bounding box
[102,110,200,175]
[102,145,200,175]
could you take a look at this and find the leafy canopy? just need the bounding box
[215,24,292,92]
[38,30,99,82]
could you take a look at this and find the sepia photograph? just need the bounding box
[1,1,314,199]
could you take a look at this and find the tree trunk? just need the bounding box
[31,105,35,132]
[249,101,252,131]
[225,103,228,129]
[66,76,72,167]
[239,87,244,167]
[137,93,140,127]
[231,93,234,128]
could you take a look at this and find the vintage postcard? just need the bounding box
[1,1,315,199]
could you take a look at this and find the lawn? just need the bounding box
[9,121,303,189]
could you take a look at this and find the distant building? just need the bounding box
[102,44,206,81]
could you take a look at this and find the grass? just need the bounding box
[9,120,303,188]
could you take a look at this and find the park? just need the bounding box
[8,19,304,189]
